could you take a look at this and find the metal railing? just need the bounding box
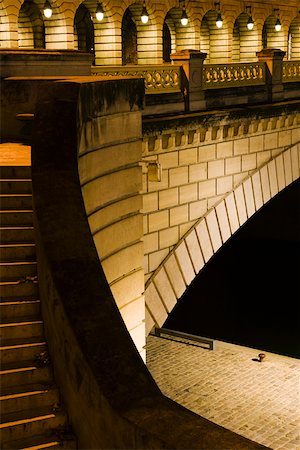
[152,327,214,350]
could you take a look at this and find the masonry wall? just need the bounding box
[142,109,300,283]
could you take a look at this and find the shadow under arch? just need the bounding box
[165,178,300,359]
[18,0,45,48]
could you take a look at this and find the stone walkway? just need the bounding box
[146,335,300,450]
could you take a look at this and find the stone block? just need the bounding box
[170,204,188,226]
[169,166,189,187]
[110,269,144,310]
[267,160,279,197]
[208,159,224,178]
[264,132,278,150]
[159,226,179,249]
[179,183,198,204]
[225,192,239,234]
[154,268,177,313]
[189,199,208,221]
[175,242,195,286]
[225,156,241,175]
[278,129,292,148]
[260,165,271,204]
[185,230,205,274]
[189,163,207,182]
[242,154,256,172]
[101,242,143,284]
[249,135,263,153]
[129,322,146,356]
[257,150,271,167]
[243,178,256,218]
[179,147,198,165]
[145,283,168,328]
[149,249,169,273]
[143,192,158,213]
[216,176,232,195]
[283,149,293,185]
[148,210,169,233]
[164,254,186,299]
[119,295,145,332]
[251,171,263,210]
[275,153,286,191]
[234,185,247,226]
[158,151,179,169]
[234,138,249,155]
[199,179,216,198]
[145,306,155,336]
[143,232,159,254]
[206,210,222,252]
[198,144,216,162]
[291,145,300,181]
[195,220,213,262]
[216,201,231,243]
[217,141,233,158]
[159,188,179,209]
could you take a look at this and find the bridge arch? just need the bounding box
[145,142,300,334]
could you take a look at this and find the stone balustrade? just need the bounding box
[202,62,266,88]
[283,60,300,82]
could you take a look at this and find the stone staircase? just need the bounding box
[0,166,76,449]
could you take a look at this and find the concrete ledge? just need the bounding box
[31,77,269,449]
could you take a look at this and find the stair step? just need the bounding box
[0,407,67,444]
[1,385,59,416]
[0,280,38,299]
[0,180,32,195]
[0,363,52,389]
[0,261,37,281]
[0,194,32,210]
[0,300,40,320]
[0,226,35,244]
[0,318,43,341]
[0,210,33,226]
[0,243,36,262]
[1,434,77,450]
[0,166,31,180]
[0,338,46,364]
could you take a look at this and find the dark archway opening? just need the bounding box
[122,9,137,65]
[74,4,95,60]
[163,22,171,62]
[165,179,300,358]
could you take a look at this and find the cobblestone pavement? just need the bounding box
[146,335,300,450]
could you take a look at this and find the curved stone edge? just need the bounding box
[145,140,300,333]
[31,78,268,449]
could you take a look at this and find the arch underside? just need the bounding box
[145,142,300,334]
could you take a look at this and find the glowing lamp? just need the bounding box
[96,3,104,21]
[43,0,52,18]
[141,5,149,24]
[216,12,223,28]
[180,8,188,26]
[275,18,281,32]
[247,16,254,30]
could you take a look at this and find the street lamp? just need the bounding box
[141,1,149,24]
[43,0,52,18]
[246,6,254,31]
[274,9,281,32]
[96,3,104,21]
[215,2,223,29]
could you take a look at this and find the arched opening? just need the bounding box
[74,4,95,58]
[18,0,45,48]
[122,8,137,65]
[163,21,171,62]
[164,179,300,359]
[232,12,257,62]
[262,13,284,51]
[200,9,229,63]
[288,16,300,60]
[164,6,196,57]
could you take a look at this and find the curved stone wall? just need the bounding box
[31,77,268,449]
[144,140,300,334]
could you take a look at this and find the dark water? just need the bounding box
[165,179,300,358]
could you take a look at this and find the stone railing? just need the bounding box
[91,64,181,94]
[202,62,266,89]
[283,61,300,83]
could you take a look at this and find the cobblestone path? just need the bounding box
[146,335,300,450]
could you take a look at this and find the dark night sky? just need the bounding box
[165,179,300,358]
